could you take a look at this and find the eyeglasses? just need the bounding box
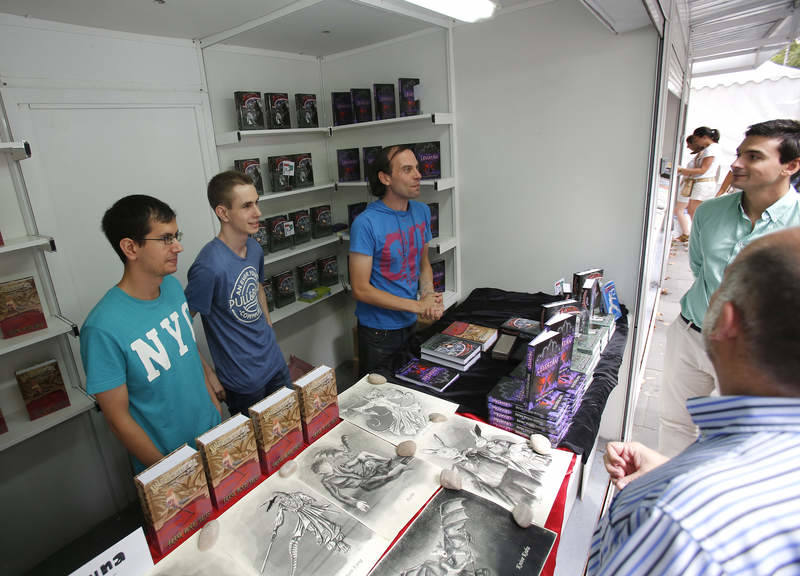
[142,231,183,245]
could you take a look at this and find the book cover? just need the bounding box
[373,83,396,120]
[421,333,481,364]
[288,209,311,245]
[499,317,541,338]
[267,155,295,192]
[540,298,579,326]
[261,280,275,312]
[0,407,6,434]
[441,321,498,352]
[420,352,480,372]
[264,92,291,129]
[233,158,263,193]
[601,280,622,319]
[0,276,48,339]
[394,358,460,392]
[428,202,439,238]
[578,279,596,335]
[249,387,303,476]
[311,204,332,238]
[491,333,517,360]
[15,359,71,421]
[331,92,354,126]
[295,93,319,128]
[134,445,213,556]
[348,202,367,228]
[431,260,445,293]
[317,255,338,287]
[414,141,441,179]
[293,152,314,189]
[234,91,264,131]
[398,78,420,117]
[572,268,603,303]
[271,270,296,308]
[337,148,361,182]
[350,88,373,123]
[196,414,260,511]
[292,365,339,444]
[266,214,293,253]
[296,260,319,292]
[251,219,269,252]
[544,312,577,372]
[363,146,382,181]
[526,331,562,405]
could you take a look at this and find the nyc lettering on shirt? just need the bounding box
[129,303,196,382]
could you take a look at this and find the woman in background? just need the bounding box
[677,126,721,219]
[673,135,702,243]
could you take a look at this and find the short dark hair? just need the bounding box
[101,195,176,263]
[368,145,416,197]
[686,135,695,145]
[207,171,253,213]
[745,119,800,164]
[693,126,720,143]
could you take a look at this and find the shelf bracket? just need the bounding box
[55,314,80,337]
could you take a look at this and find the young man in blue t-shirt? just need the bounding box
[349,145,444,375]
[81,195,222,473]
[185,171,290,416]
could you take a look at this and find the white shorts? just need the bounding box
[690,180,717,201]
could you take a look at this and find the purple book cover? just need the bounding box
[398,78,420,117]
[394,358,459,392]
[431,260,445,293]
[363,146,382,181]
[373,83,396,120]
[337,148,361,182]
[428,202,439,238]
[414,141,441,179]
[331,92,354,126]
[526,331,562,405]
[350,88,373,123]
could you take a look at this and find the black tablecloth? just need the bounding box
[375,287,628,463]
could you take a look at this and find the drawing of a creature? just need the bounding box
[345,388,427,436]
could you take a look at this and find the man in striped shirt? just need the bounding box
[588,228,800,575]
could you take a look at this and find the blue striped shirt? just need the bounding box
[588,396,800,575]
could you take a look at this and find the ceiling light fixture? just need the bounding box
[402,0,497,23]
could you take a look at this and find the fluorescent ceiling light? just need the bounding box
[403,0,497,23]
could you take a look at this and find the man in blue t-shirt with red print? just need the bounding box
[349,145,444,376]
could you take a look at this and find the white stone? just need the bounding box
[429,412,448,423]
[197,519,219,551]
[367,373,387,385]
[529,433,552,455]
[279,460,298,478]
[396,440,417,457]
[512,502,534,528]
[440,468,462,490]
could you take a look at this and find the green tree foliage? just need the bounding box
[771,41,800,69]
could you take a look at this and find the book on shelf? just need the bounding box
[292,365,339,444]
[15,359,71,421]
[0,276,48,339]
[348,202,368,229]
[573,267,603,318]
[421,351,480,372]
[293,152,314,189]
[544,312,577,372]
[394,357,460,392]
[264,92,291,129]
[526,330,562,405]
[373,83,396,120]
[310,204,333,238]
[299,286,331,302]
[317,255,338,287]
[271,270,296,308]
[414,141,441,179]
[350,88,373,123]
[601,280,622,320]
[233,158,263,193]
[540,298,579,326]
[363,146,382,181]
[431,260,445,293]
[295,93,319,128]
[428,202,439,238]
[134,444,213,556]
[267,214,294,253]
[337,148,361,182]
[267,155,295,192]
[234,91,265,131]
[251,220,269,252]
[288,209,311,245]
[331,92,354,126]
[499,317,541,339]
[0,407,6,434]
[261,280,275,312]
[296,260,320,292]
[398,78,420,116]
[421,333,481,365]
[196,414,260,511]
[441,321,498,352]
[249,387,303,476]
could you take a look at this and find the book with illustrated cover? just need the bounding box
[311,204,332,238]
[292,365,339,444]
[296,261,319,292]
[545,312,577,372]
[363,146,382,181]
[540,298,579,326]
[499,317,541,339]
[251,219,269,252]
[264,92,291,129]
[573,268,603,297]
[421,333,481,365]
[293,153,314,189]
[337,148,361,182]
[373,83,396,120]
[249,387,303,476]
[196,414,260,511]
[350,88,373,123]
[430,260,445,293]
[267,155,295,192]
[394,358,460,392]
[317,255,338,287]
[271,270,296,308]
[134,445,213,556]
[421,352,479,372]
[267,214,294,253]
[348,202,368,228]
[331,92,354,126]
[398,78,420,116]
[234,91,264,131]
[428,202,439,238]
[233,158,263,193]
[15,359,71,421]
[601,280,622,319]
[288,209,311,245]
[578,278,597,335]
[526,330,562,405]
[295,93,319,128]
[261,280,275,312]
[414,141,441,179]
[441,321,498,352]
[0,276,47,339]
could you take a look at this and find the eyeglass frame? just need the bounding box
[141,231,184,246]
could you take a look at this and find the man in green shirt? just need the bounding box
[658,119,800,457]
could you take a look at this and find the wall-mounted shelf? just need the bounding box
[263,235,342,266]
[271,283,346,324]
[0,141,31,161]
[0,235,56,255]
[258,182,335,201]
[330,113,453,133]
[0,315,78,358]
[429,236,457,255]
[216,126,329,146]
[335,177,453,191]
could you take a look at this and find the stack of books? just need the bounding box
[420,333,482,372]
[292,365,339,444]
[499,317,542,339]
[556,370,591,421]
[394,358,460,393]
[441,321,498,352]
[487,378,571,445]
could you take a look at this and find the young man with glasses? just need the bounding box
[185,171,290,417]
[80,195,222,473]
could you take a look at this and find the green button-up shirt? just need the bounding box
[681,187,800,327]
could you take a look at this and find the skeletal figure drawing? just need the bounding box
[260,491,350,576]
[344,388,427,436]
[310,435,412,512]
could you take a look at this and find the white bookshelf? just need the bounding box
[0,316,78,358]
[263,235,342,266]
[0,141,31,161]
[270,283,346,323]
[0,235,55,255]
